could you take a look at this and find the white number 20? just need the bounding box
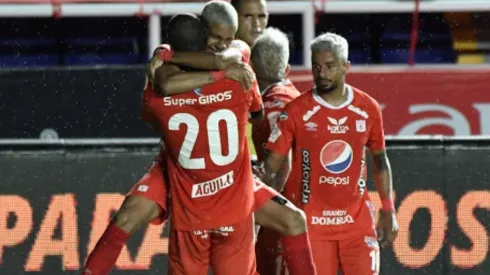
[168,109,239,169]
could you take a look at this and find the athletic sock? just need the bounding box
[281,232,317,275]
[82,222,130,275]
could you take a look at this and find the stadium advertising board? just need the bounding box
[0,142,489,275]
[290,68,490,136]
[1,67,490,138]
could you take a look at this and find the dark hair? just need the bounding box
[165,13,207,52]
[230,0,242,12]
[231,0,265,13]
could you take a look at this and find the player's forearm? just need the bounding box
[263,151,287,190]
[274,154,291,192]
[248,109,265,125]
[171,52,237,70]
[372,152,394,200]
[155,72,216,96]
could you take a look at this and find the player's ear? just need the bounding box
[344,60,351,74]
[284,64,291,77]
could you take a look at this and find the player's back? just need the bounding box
[148,79,262,231]
[252,80,300,162]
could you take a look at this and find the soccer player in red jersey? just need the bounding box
[263,32,400,275]
[145,13,263,274]
[82,14,241,275]
[249,27,304,274]
[151,1,316,274]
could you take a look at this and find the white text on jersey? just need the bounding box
[348,104,369,119]
[303,105,320,121]
[312,209,355,226]
[163,91,233,106]
[191,171,234,198]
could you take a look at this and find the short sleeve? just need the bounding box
[230,40,251,63]
[248,81,263,113]
[366,100,386,152]
[265,108,295,156]
[263,92,295,131]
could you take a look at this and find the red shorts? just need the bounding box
[308,234,380,275]
[127,156,169,225]
[253,178,279,210]
[168,215,258,275]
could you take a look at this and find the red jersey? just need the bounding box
[147,80,263,231]
[266,85,385,240]
[141,44,171,124]
[230,39,251,63]
[141,42,249,123]
[252,80,301,162]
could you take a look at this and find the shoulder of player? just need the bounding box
[230,39,250,51]
[203,79,247,95]
[264,83,301,100]
[279,89,311,113]
[351,85,381,110]
[230,39,251,63]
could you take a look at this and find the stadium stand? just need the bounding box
[380,13,456,64]
[445,12,490,64]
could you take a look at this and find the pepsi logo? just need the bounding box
[320,140,353,174]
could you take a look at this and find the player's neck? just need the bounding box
[318,83,348,107]
[258,79,283,94]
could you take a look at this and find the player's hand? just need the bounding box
[215,50,242,70]
[376,210,399,248]
[146,56,163,83]
[224,63,256,91]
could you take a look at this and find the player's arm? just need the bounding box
[261,95,295,188]
[140,75,161,132]
[263,111,295,191]
[247,81,264,125]
[169,50,242,70]
[372,150,393,203]
[151,43,239,71]
[367,103,394,210]
[249,109,264,125]
[153,63,222,96]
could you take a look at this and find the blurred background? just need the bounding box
[0,1,489,275]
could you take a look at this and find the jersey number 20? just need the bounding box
[168,109,239,169]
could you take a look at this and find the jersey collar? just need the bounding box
[312,84,354,110]
[261,79,292,96]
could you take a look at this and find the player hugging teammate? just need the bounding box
[83,0,399,274]
[83,1,317,274]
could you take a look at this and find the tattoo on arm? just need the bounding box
[263,161,278,187]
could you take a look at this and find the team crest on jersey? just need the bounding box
[356,120,366,132]
[327,117,349,134]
